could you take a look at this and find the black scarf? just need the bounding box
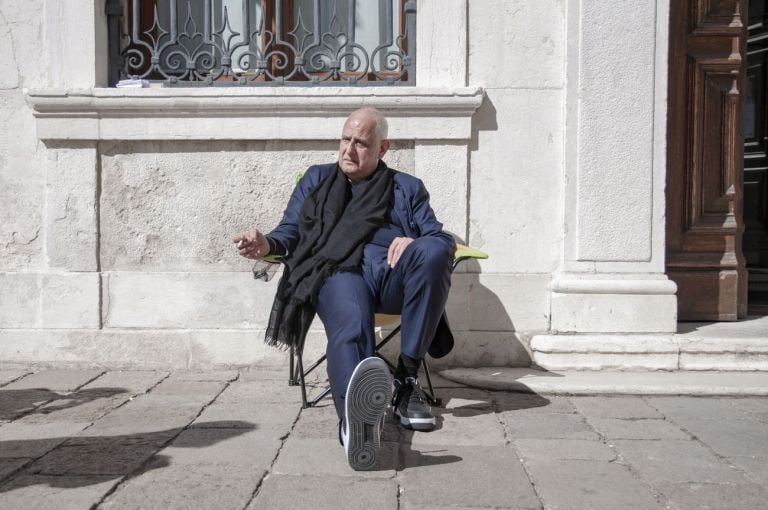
[265,162,394,351]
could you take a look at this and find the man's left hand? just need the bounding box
[388,236,414,268]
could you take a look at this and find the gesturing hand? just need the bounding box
[232,228,270,260]
[387,236,414,268]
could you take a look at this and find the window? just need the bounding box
[108,0,414,86]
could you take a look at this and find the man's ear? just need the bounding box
[379,139,390,159]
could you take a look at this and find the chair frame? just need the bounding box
[285,247,488,410]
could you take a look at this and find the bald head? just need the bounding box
[337,108,391,183]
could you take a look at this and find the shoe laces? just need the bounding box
[398,376,427,408]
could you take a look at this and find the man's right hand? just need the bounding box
[232,228,270,259]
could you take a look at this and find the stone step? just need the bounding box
[530,315,768,371]
[439,367,768,396]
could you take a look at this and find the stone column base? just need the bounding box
[550,274,678,333]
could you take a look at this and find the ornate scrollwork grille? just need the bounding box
[106,0,416,86]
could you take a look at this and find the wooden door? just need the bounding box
[666,0,749,320]
[743,0,768,313]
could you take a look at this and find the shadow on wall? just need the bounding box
[379,231,531,369]
[449,249,530,368]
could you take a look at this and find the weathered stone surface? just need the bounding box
[0,273,39,327]
[156,427,280,469]
[289,404,341,440]
[399,445,539,509]
[0,422,85,457]
[103,271,280,329]
[612,440,747,484]
[524,459,660,510]
[18,387,133,425]
[192,402,298,441]
[408,407,507,447]
[0,457,32,481]
[550,294,678,335]
[0,475,119,510]
[654,482,768,510]
[729,456,768,485]
[469,0,564,89]
[498,410,599,440]
[99,140,413,272]
[492,393,574,413]
[4,369,103,391]
[0,329,311,370]
[0,90,47,274]
[166,370,237,382]
[273,437,397,478]
[469,273,551,332]
[0,371,28,387]
[728,397,768,421]
[415,143,468,239]
[250,474,399,510]
[441,368,768,396]
[514,438,617,461]
[681,352,768,371]
[646,396,747,420]
[587,418,690,440]
[4,371,157,425]
[86,370,168,390]
[75,406,197,443]
[390,330,532,369]
[676,418,768,458]
[439,387,494,410]
[100,463,264,510]
[40,273,100,328]
[571,396,664,419]
[147,379,226,399]
[28,442,158,476]
[214,379,303,405]
[45,145,99,271]
[0,388,60,420]
[469,88,563,274]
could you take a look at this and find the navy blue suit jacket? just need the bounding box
[267,162,455,255]
[267,162,456,358]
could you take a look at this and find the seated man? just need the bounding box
[233,107,455,470]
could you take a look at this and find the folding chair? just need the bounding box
[268,243,489,409]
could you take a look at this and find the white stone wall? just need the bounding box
[0,0,676,370]
[0,0,47,272]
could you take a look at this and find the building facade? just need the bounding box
[0,0,763,370]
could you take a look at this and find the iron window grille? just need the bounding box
[107,0,416,86]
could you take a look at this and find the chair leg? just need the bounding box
[421,358,442,407]
[296,347,310,409]
[289,345,297,386]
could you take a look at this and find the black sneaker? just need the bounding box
[341,357,392,471]
[392,377,435,431]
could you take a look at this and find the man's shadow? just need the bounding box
[0,387,130,421]
[382,389,552,470]
[0,421,257,492]
[0,385,259,491]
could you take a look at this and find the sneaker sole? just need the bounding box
[395,412,436,431]
[345,358,392,471]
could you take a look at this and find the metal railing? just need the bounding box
[107,0,416,86]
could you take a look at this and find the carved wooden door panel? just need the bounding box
[667,0,748,320]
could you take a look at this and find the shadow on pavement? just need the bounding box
[0,388,131,421]
[0,421,256,493]
[388,387,552,470]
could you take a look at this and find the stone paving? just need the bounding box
[1,366,768,509]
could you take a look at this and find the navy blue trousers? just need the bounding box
[315,237,453,416]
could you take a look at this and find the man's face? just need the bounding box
[337,114,389,183]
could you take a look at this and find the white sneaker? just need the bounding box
[341,357,392,471]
